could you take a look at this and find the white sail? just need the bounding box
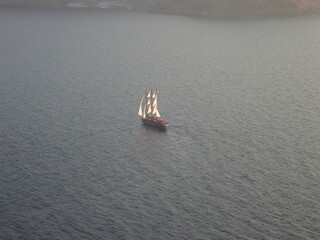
[152,105,157,114]
[152,95,157,107]
[138,95,144,117]
[152,104,161,118]
[143,104,146,118]
[155,108,161,118]
[139,89,164,121]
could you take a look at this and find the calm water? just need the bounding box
[1,6,319,240]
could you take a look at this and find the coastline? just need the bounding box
[1,0,320,19]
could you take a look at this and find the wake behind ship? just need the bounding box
[138,89,169,128]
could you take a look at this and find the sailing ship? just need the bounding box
[138,89,169,128]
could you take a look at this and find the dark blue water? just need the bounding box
[1,6,319,239]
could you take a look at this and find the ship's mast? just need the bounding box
[151,88,154,118]
[145,89,148,118]
[144,88,161,119]
[152,88,157,118]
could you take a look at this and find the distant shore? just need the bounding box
[1,0,320,18]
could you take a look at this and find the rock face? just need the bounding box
[1,0,320,17]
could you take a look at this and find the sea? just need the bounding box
[1,6,319,240]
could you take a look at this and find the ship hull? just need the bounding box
[141,118,168,128]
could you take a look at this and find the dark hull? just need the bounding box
[141,118,168,128]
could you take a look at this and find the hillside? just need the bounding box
[1,0,320,17]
